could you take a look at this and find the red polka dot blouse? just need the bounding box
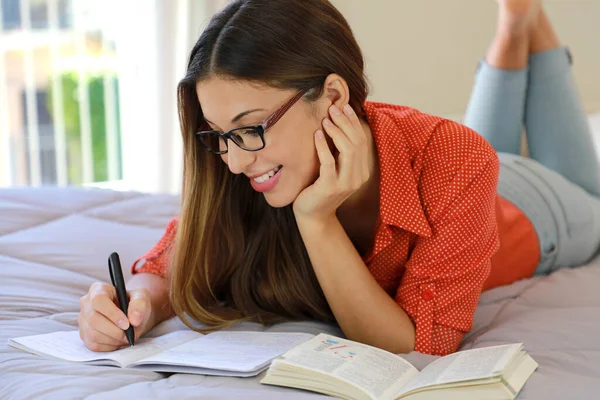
[131,101,540,356]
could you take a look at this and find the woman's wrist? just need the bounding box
[294,213,338,235]
[149,298,174,329]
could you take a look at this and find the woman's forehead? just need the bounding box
[197,78,279,102]
[196,78,290,123]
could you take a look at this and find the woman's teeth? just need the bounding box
[253,166,281,183]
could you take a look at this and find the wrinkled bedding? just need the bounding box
[1,186,600,399]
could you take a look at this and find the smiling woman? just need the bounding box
[197,88,307,194]
[170,0,369,328]
[77,0,600,358]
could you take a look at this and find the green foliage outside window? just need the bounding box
[47,71,122,184]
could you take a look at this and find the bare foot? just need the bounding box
[497,0,541,36]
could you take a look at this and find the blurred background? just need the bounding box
[0,0,598,194]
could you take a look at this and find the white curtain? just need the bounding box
[115,0,224,195]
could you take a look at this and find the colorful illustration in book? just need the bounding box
[317,338,357,359]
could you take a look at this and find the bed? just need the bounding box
[1,181,600,399]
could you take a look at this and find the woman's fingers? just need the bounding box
[322,117,353,159]
[314,130,337,182]
[337,104,370,183]
[343,104,363,128]
[293,104,369,218]
[78,282,131,352]
[89,284,129,330]
[86,307,129,342]
[328,104,365,146]
[127,288,154,341]
[127,289,151,328]
[322,104,369,187]
[81,320,128,347]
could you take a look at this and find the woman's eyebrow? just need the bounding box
[204,108,267,126]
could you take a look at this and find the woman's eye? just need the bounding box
[241,129,261,137]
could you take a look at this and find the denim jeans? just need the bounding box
[464,47,600,274]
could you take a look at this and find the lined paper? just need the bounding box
[9,330,202,366]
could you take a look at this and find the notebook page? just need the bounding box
[132,331,314,372]
[8,330,202,367]
[105,330,203,366]
[396,343,522,397]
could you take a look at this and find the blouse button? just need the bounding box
[422,289,434,301]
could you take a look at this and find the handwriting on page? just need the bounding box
[12,330,202,366]
[13,331,109,362]
[136,332,313,371]
[111,331,202,366]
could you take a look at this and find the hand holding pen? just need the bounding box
[77,252,153,352]
[108,252,135,346]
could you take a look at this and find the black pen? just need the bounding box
[108,252,135,347]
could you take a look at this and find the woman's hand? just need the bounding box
[293,103,370,222]
[78,282,154,352]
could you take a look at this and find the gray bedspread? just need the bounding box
[1,186,599,399]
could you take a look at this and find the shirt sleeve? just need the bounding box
[395,128,501,356]
[131,216,179,279]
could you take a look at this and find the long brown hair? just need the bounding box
[171,0,368,331]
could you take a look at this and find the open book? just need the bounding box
[260,334,538,400]
[8,330,313,377]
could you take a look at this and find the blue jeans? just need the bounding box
[464,47,600,274]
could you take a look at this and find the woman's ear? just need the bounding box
[323,73,350,110]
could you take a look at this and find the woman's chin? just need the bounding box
[263,191,296,209]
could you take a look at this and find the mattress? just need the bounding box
[1,186,600,399]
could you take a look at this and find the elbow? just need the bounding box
[384,333,415,355]
[376,311,417,354]
[352,324,416,355]
[363,335,414,355]
[384,314,416,354]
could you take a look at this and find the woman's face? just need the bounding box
[196,77,326,208]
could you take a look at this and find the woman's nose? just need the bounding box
[224,142,255,175]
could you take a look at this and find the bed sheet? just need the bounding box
[1,186,599,399]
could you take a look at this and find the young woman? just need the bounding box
[78,0,600,356]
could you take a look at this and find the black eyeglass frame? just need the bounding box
[196,89,308,155]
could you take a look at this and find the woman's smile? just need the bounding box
[249,166,283,192]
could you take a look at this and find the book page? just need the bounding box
[396,343,522,397]
[132,331,314,372]
[274,334,419,400]
[8,330,202,367]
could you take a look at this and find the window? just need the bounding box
[1,0,70,31]
[1,0,221,193]
[0,0,122,187]
[19,90,58,184]
[1,0,20,30]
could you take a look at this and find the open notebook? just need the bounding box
[8,330,313,377]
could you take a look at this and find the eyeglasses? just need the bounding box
[196,89,308,155]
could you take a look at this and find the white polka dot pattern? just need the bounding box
[131,101,502,357]
[362,101,501,356]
